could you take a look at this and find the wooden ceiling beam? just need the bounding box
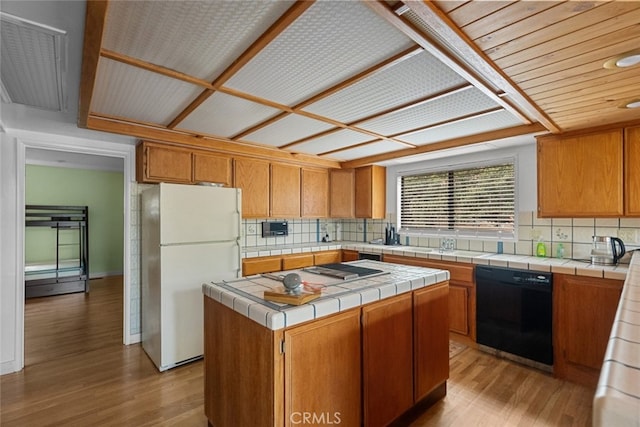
[166,1,314,130]
[86,114,341,168]
[78,0,109,128]
[340,123,547,168]
[397,0,561,133]
[364,1,550,131]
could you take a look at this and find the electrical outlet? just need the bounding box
[618,229,638,243]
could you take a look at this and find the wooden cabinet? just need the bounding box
[330,169,355,218]
[342,250,359,262]
[414,282,450,401]
[234,157,270,218]
[355,165,386,219]
[537,129,624,217]
[271,163,301,217]
[625,126,640,216]
[554,273,624,387]
[383,254,476,343]
[281,253,314,270]
[284,310,361,427]
[192,152,232,186]
[301,168,328,218]
[362,293,413,427]
[136,142,192,183]
[242,256,282,276]
[313,250,341,265]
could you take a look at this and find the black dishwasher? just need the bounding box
[476,265,553,366]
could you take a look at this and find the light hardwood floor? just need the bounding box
[1,277,594,426]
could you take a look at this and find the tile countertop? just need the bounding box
[242,242,631,281]
[202,260,449,330]
[593,251,640,427]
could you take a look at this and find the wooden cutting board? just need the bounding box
[263,288,321,305]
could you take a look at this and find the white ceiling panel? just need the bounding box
[225,1,414,106]
[358,87,499,135]
[176,92,281,138]
[397,110,523,145]
[240,113,335,147]
[302,51,468,123]
[292,129,376,155]
[325,140,407,161]
[91,58,202,125]
[102,1,293,82]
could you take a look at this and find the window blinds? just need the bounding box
[400,163,515,238]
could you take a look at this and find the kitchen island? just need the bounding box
[202,260,450,427]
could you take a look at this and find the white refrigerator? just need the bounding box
[141,183,242,371]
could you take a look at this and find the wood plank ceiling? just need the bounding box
[79,0,640,168]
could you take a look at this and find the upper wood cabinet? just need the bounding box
[270,163,301,218]
[537,129,624,217]
[625,126,640,216]
[330,169,355,218]
[193,152,232,187]
[355,165,386,219]
[234,157,270,218]
[301,168,328,218]
[136,142,192,183]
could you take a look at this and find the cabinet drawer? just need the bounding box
[314,250,341,265]
[282,254,314,270]
[242,257,282,276]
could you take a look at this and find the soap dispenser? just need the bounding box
[536,239,546,257]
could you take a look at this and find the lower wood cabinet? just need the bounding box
[362,293,414,427]
[341,249,359,262]
[313,250,341,265]
[554,273,623,387]
[281,253,314,270]
[204,282,450,427]
[242,256,282,276]
[284,310,361,427]
[384,254,476,343]
[243,250,344,276]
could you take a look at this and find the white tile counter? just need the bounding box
[202,260,449,330]
[243,242,630,281]
[593,251,640,427]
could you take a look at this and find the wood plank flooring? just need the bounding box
[1,277,595,426]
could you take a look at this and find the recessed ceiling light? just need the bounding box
[621,99,640,109]
[604,50,640,69]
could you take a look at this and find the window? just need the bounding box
[399,162,516,239]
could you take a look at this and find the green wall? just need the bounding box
[25,165,124,276]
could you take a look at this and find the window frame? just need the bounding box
[396,157,519,241]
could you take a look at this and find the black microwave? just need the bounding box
[262,221,288,237]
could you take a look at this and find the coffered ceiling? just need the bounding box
[79,1,640,167]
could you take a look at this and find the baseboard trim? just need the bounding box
[1,359,20,375]
[90,271,124,279]
[127,333,141,345]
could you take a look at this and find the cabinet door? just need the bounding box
[193,152,232,187]
[537,130,624,217]
[413,282,449,401]
[137,142,192,183]
[449,285,469,335]
[554,274,623,386]
[271,163,301,218]
[284,310,361,427]
[234,158,270,218]
[362,293,413,427]
[330,169,354,218]
[355,165,386,219]
[301,168,328,218]
[625,126,640,216]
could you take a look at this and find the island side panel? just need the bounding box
[414,281,450,402]
[204,297,283,427]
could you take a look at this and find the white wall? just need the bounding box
[385,143,538,218]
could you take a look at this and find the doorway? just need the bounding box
[23,149,126,366]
